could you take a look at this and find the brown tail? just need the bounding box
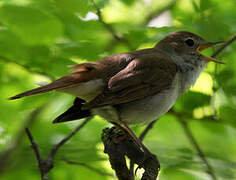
[8,83,66,100]
[52,97,91,123]
[8,67,94,100]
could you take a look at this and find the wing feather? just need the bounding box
[8,64,98,100]
[83,53,177,109]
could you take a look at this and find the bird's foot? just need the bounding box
[135,151,157,174]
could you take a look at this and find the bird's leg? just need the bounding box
[115,115,151,155]
[112,116,159,176]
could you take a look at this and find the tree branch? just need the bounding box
[0,106,44,174]
[25,128,42,164]
[139,120,157,141]
[179,120,217,180]
[211,34,236,58]
[90,0,132,50]
[25,117,91,180]
[102,127,160,180]
[143,0,178,26]
[49,117,91,158]
[25,128,50,180]
[172,110,217,179]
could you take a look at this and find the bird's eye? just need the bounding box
[185,39,194,47]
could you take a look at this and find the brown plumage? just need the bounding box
[9,31,223,126]
[8,63,99,100]
[9,31,223,157]
[9,49,177,110]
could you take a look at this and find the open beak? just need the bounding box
[197,41,225,64]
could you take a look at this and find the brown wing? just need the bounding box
[8,63,99,100]
[83,52,177,109]
[8,52,134,100]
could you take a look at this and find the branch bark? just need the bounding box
[143,0,178,26]
[102,127,160,180]
[173,109,218,180]
[0,106,44,174]
[179,120,217,180]
[90,0,132,50]
[25,117,91,180]
[211,34,236,58]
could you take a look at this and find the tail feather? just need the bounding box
[8,71,91,100]
[52,97,91,123]
[8,84,62,100]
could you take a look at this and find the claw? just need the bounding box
[135,165,143,176]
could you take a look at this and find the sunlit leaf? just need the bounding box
[0,4,63,45]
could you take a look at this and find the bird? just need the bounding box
[9,31,223,152]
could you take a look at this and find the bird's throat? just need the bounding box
[178,61,206,93]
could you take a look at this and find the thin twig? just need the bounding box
[143,0,177,25]
[25,128,50,180]
[210,33,236,113]
[210,35,236,115]
[179,120,217,180]
[63,159,114,177]
[90,0,132,49]
[25,128,42,163]
[0,106,44,174]
[49,117,91,157]
[25,118,92,180]
[211,34,236,58]
[173,108,217,180]
[139,120,157,141]
[0,56,54,80]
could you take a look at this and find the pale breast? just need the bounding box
[57,79,104,101]
[118,73,181,124]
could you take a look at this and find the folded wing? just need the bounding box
[83,53,177,109]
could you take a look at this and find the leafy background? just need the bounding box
[0,0,236,179]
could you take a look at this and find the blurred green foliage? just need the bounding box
[0,0,236,179]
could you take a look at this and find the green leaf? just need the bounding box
[26,45,51,69]
[46,56,75,77]
[120,0,135,6]
[124,28,148,49]
[199,0,214,11]
[216,69,234,85]
[220,106,236,128]
[0,4,63,45]
[54,0,91,17]
[0,29,28,61]
[62,16,109,45]
[175,91,211,113]
[216,69,236,95]
[57,42,104,60]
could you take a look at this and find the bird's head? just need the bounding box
[155,31,224,65]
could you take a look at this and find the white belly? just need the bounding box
[93,73,181,125]
[57,79,104,101]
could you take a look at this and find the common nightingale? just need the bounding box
[9,31,223,152]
